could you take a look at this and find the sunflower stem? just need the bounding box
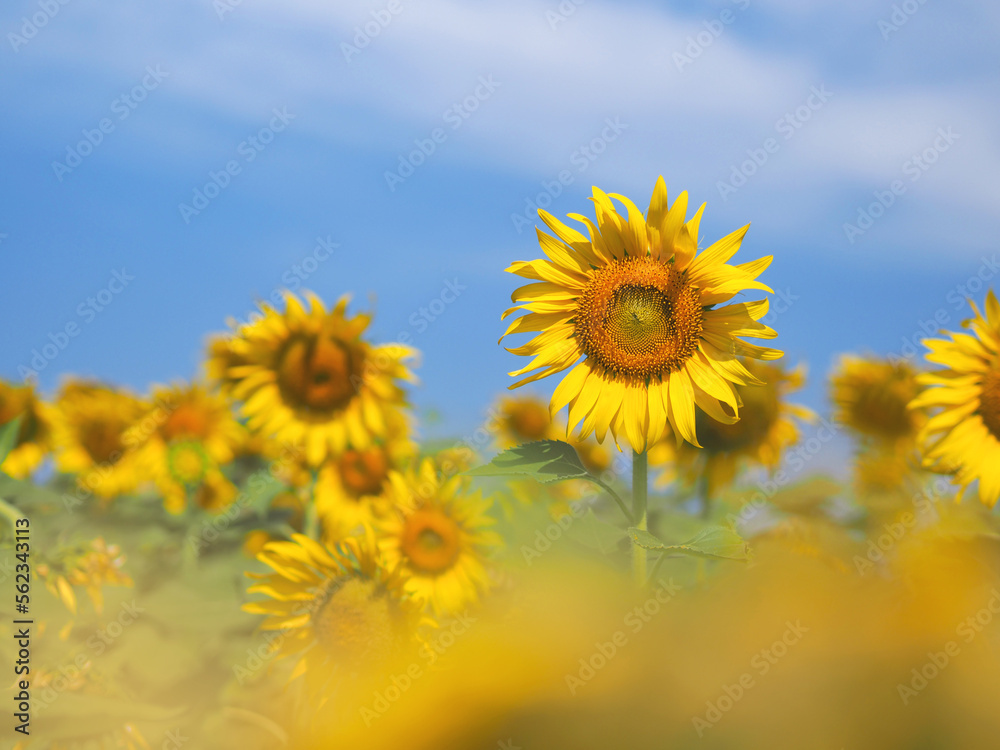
[303,469,320,540]
[582,476,633,525]
[632,449,648,586]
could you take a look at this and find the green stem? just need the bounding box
[581,476,634,525]
[632,449,648,586]
[303,469,320,540]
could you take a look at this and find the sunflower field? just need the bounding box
[4,175,1000,750]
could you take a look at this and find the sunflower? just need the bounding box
[315,408,415,539]
[208,291,417,467]
[501,177,781,454]
[494,394,611,475]
[379,459,501,614]
[831,355,924,444]
[649,360,815,498]
[243,533,426,698]
[0,379,55,478]
[909,290,1000,506]
[134,382,246,513]
[37,538,132,615]
[52,381,147,499]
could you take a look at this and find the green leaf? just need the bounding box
[466,440,590,484]
[627,525,749,561]
[0,416,21,469]
[565,508,627,554]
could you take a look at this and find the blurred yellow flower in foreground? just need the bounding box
[0,378,54,478]
[208,291,416,466]
[244,533,427,701]
[501,177,781,453]
[911,290,1000,506]
[379,459,501,614]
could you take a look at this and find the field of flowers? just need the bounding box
[4,179,1000,749]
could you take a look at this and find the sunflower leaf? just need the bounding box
[466,440,591,484]
[0,417,21,470]
[626,525,749,561]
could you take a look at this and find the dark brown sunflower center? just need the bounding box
[312,578,397,663]
[979,369,1000,440]
[507,402,551,441]
[276,333,362,415]
[338,448,390,498]
[81,420,125,464]
[401,510,461,575]
[575,257,702,380]
[849,374,916,439]
[697,382,779,453]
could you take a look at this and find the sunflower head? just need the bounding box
[650,360,815,496]
[831,355,923,442]
[379,459,501,614]
[244,533,426,694]
[496,395,555,446]
[501,178,782,453]
[52,381,147,499]
[910,290,1000,506]
[208,291,417,466]
[0,379,54,478]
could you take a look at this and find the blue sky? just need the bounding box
[1,0,998,463]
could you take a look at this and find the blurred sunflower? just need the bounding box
[831,355,924,443]
[208,292,416,466]
[501,178,781,453]
[494,394,611,475]
[910,291,1000,506]
[650,360,815,498]
[0,379,55,478]
[243,533,427,698]
[316,409,415,539]
[134,382,246,513]
[37,537,132,615]
[52,381,147,499]
[379,459,501,614]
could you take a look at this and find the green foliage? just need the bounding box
[467,440,591,484]
[627,525,749,561]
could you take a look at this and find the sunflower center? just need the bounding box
[849,375,916,439]
[400,509,462,575]
[81,420,125,464]
[979,369,1000,440]
[276,334,361,415]
[338,448,390,498]
[162,403,210,441]
[167,441,209,485]
[697,382,779,453]
[312,578,397,664]
[507,402,551,441]
[576,257,702,380]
